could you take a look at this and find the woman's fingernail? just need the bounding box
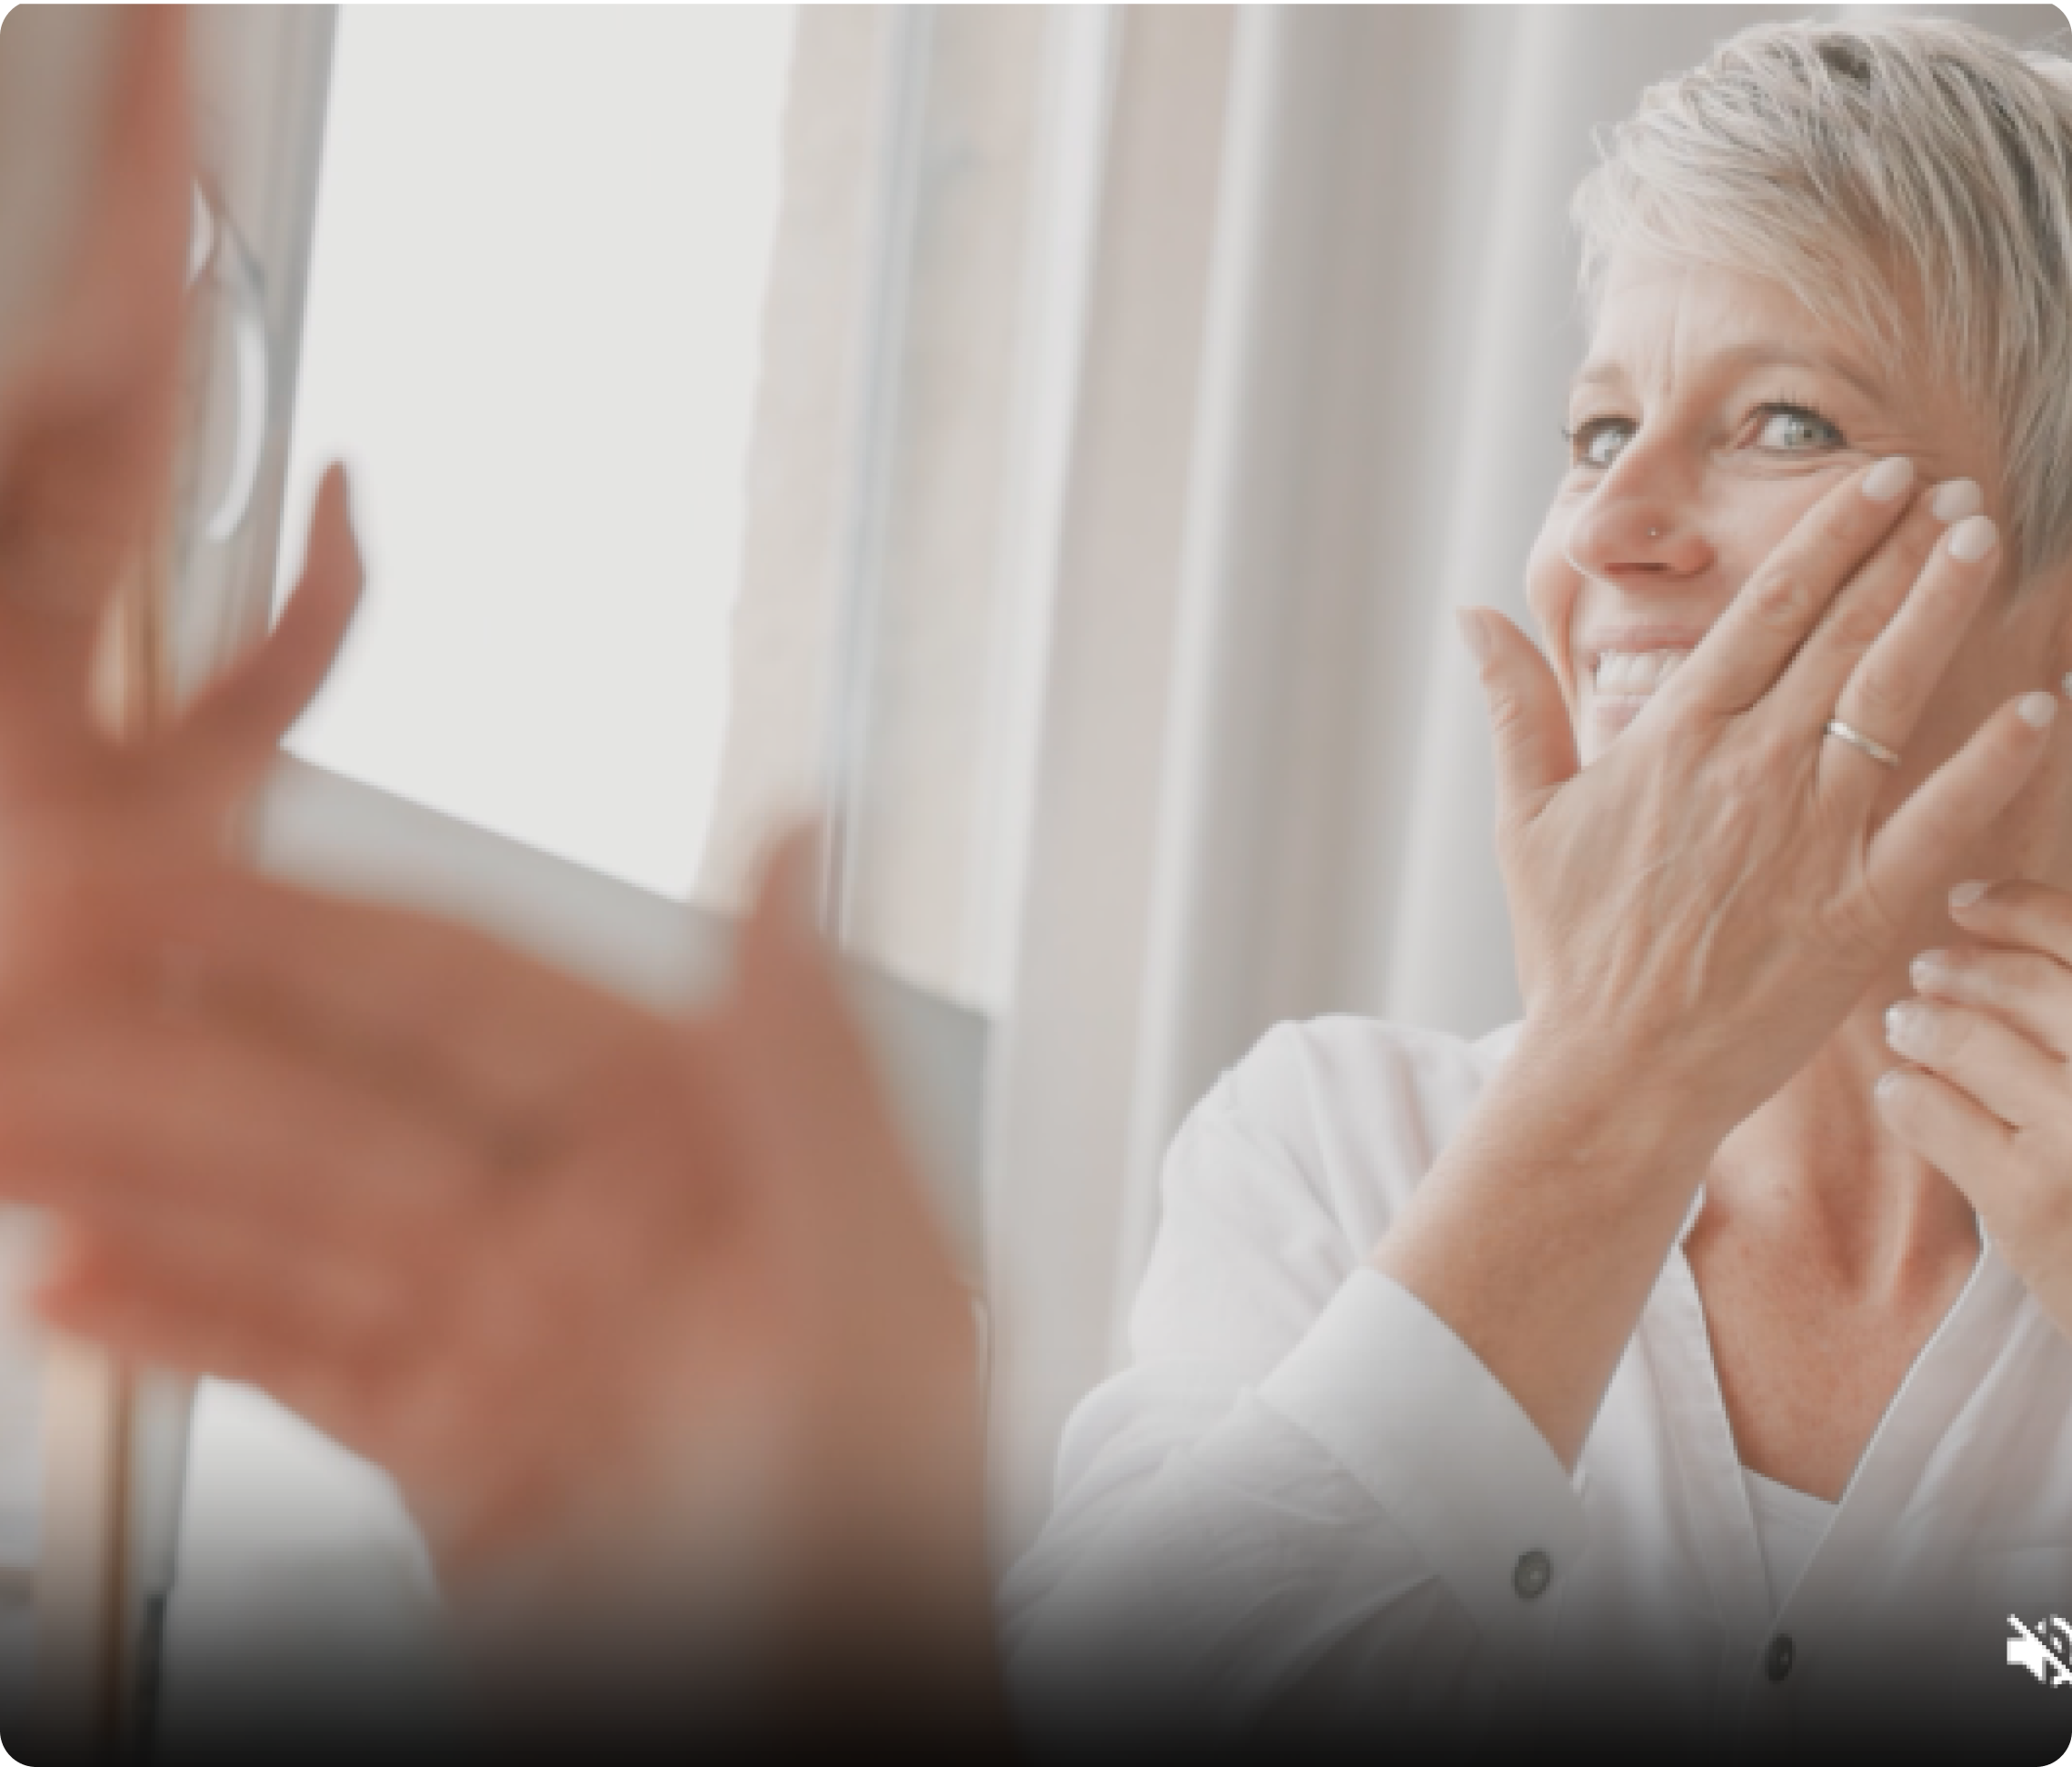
[1455,607,1493,664]
[1929,479,1984,523]
[1885,1001,1933,1057]
[1909,950,1950,991]
[1862,457,1915,502]
[1875,1067,1909,1104]
[1948,514,1998,563]
[2020,691,2057,730]
[2062,671,2072,701]
[1950,879,1989,909]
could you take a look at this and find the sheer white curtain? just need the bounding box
[703,3,2068,1556]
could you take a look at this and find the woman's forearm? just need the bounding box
[1371,1024,1723,1466]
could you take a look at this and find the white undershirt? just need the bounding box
[1741,1467,1837,1615]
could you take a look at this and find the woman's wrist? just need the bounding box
[1505,1004,1749,1163]
[1370,1016,1730,1465]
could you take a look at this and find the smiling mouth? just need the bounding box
[1591,647,1691,700]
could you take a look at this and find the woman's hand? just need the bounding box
[1877,878,2072,1340]
[0,2,364,984]
[0,17,997,1732]
[1467,463,2047,1141]
[4,839,996,1732]
[1379,463,2055,1466]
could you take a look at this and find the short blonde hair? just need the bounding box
[1572,18,2072,579]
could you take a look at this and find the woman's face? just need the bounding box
[1526,252,2072,884]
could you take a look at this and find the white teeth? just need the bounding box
[1593,648,1689,695]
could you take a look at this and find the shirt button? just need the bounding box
[1512,1550,1552,1600]
[1765,1634,1796,1682]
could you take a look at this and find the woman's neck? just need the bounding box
[1701,999,1980,1301]
[1685,998,1983,1499]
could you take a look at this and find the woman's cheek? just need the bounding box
[1708,469,1847,592]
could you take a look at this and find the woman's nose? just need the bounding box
[1563,452,1713,586]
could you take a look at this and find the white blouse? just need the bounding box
[1001,1017,2072,1757]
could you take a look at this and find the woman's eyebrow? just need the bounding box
[1712,343,1887,404]
[1568,343,1887,406]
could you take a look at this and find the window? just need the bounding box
[154,14,802,1748]
[276,5,795,897]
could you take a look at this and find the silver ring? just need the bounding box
[1825,717,1900,769]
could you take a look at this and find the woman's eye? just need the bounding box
[1753,404,1844,453]
[1569,419,1634,470]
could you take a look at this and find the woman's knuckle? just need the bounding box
[1718,777,1767,832]
[2005,952,2058,1001]
[1749,568,1815,630]
[1488,690,1534,743]
[1851,664,1918,731]
[1746,728,1809,788]
[1828,601,1888,657]
[1939,1007,1981,1060]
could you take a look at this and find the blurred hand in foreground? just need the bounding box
[0,4,362,968]
[0,5,1003,1745]
[15,843,997,1737]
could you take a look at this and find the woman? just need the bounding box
[2,9,2067,1759]
[1005,17,2072,1756]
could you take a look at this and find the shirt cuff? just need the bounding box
[1257,1269,1586,1673]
